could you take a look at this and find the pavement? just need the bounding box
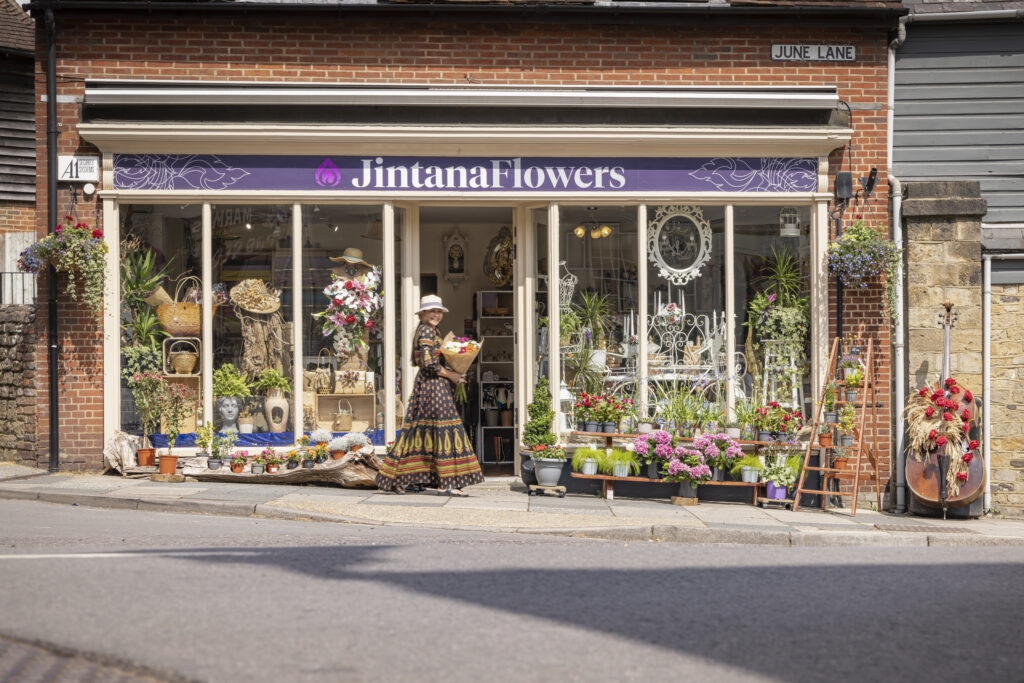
[3,461,1024,547]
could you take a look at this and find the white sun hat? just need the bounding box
[416,294,449,314]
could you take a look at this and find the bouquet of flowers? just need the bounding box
[441,333,482,404]
[18,215,108,317]
[692,432,744,470]
[314,266,383,357]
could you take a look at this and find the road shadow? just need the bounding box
[165,544,1024,682]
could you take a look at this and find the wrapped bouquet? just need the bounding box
[441,332,483,403]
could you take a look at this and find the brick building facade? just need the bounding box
[27,1,901,503]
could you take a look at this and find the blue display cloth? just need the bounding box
[148,430,385,448]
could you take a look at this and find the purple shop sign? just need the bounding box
[113,154,817,193]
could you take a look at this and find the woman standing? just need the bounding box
[376,295,484,496]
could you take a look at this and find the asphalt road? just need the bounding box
[1,499,1023,683]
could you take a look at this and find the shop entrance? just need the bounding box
[418,206,520,475]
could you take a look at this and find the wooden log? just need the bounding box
[181,446,382,488]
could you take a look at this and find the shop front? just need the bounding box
[92,97,843,473]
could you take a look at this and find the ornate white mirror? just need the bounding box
[647,205,712,287]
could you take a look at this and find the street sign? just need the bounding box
[57,155,100,183]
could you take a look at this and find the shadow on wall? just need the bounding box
[159,544,1024,681]
[913,359,932,389]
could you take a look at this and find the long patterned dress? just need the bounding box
[376,323,484,491]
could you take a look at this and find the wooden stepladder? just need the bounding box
[792,337,881,516]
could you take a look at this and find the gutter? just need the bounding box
[907,9,1024,23]
[888,16,906,512]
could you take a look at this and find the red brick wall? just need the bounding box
[36,12,894,479]
[0,203,35,233]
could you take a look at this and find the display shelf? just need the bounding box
[315,392,376,433]
[476,289,517,463]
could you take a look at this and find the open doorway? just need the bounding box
[419,206,516,476]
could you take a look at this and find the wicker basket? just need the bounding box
[168,339,199,374]
[332,399,353,432]
[156,277,202,337]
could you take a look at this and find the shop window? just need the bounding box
[301,205,387,444]
[119,204,204,445]
[734,205,812,423]
[643,204,727,427]
[211,204,295,439]
[559,206,640,421]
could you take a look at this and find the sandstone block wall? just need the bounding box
[988,284,1024,517]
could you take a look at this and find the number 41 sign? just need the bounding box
[57,155,100,183]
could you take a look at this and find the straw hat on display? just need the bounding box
[416,295,449,314]
[229,279,281,314]
[329,247,370,267]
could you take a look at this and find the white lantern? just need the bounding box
[779,207,801,238]
[559,381,573,432]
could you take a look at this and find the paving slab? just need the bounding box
[104,485,208,498]
[0,464,45,481]
[442,497,530,512]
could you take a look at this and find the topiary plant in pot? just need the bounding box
[521,376,560,487]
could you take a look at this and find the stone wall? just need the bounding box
[903,181,985,393]
[988,285,1024,516]
[0,305,39,468]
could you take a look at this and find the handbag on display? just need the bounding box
[313,348,335,395]
[333,399,353,432]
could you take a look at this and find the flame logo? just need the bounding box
[315,158,341,187]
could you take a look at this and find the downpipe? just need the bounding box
[888,17,907,512]
[46,8,60,473]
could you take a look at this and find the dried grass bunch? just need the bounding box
[903,377,979,497]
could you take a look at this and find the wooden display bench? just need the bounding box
[569,472,765,502]
[571,430,783,449]
[314,392,376,432]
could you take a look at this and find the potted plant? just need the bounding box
[837,354,862,380]
[213,363,251,433]
[634,430,676,480]
[839,404,857,447]
[126,371,164,467]
[692,432,744,481]
[301,448,316,468]
[594,394,628,434]
[310,428,332,447]
[733,399,757,440]
[522,376,558,451]
[195,425,219,469]
[251,367,292,434]
[729,453,763,483]
[238,405,255,434]
[762,457,797,500]
[328,436,348,459]
[573,392,599,432]
[831,445,849,470]
[154,381,195,475]
[250,452,266,475]
[843,368,863,403]
[229,449,248,474]
[571,446,602,476]
[263,449,282,474]
[530,444,567,487]
[313,442,329,464]
[600,449,639,478]
[286,449,301,469]
[823,383,838,423]
[662,443,712,499]
[724,421,742,440]
[818,424,834,448]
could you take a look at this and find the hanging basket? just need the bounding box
[156,276,202,337]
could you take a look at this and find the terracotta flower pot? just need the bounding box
[331,450,344,460]
[158,454,178,475]
[818,432,833,448]
[230,462,244,474]
[136,448,156,467]
[267,464,280,474]
[833,457,849,470]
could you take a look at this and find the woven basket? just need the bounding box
[333,399,353,432]
[156,277,202,337]
[168,339,198,374]
[313,348,335,395]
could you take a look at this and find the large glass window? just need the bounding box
[119,204,204,445]
[559,206,640,413]
[734,205,812,420]
[301,205,386,443]
[211,204,295,437]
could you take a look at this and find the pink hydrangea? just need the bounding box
[654,443,672,458]
[633,438,649,456]
[652,430,673,445]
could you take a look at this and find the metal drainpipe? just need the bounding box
[888,16,907,512]
[980,254,1024,513]
[45,8,60,473]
